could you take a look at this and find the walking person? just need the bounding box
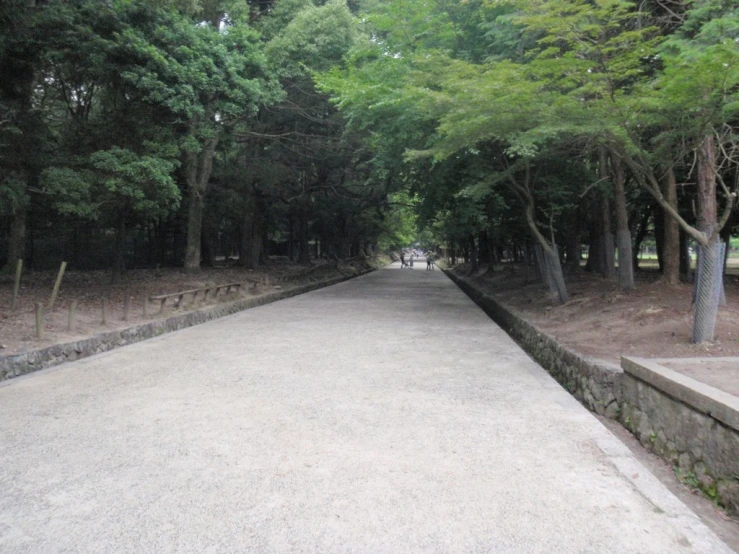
[400,251,407,268]
[409,254,414,269]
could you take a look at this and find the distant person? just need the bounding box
[400,251,407,268]
[409,254,414,269]
[426,253,435,271]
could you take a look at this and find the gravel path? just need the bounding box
[0,264,733,553]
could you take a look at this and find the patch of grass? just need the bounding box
[674,468,700,489]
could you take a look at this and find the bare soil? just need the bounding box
[456,263,739,363]
[661,359,739,397]
[0,258,379,357]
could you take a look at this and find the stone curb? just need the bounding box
[0,268,375,383]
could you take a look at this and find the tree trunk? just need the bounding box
[611,156,634,289]
[111,216,126,284]
[298,208,311,265]
[469,234,479,273]
[599,148,615,278]
[584,217,601,273]
[692,135,721,343]
[520,186,568,303]
[238,189,264,269]
[185,186,204,272]
[6,204,27,270]
[661,166,680,285]
[564,207,581,268]
[679,229,692,281]
[184,134,219,272]
[632,207,651,272]
[201,222,215,267]
[478,231,491,265]
[653,202,665,271]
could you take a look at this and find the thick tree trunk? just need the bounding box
[478,231,491,265]
[692,135,721,343]
[185,187,204,272]
[661,166,680,285]
[238,190,264,269]
[521,188,568,303]
[183,134,219,272]
[599,148,615,278]
[611,157,634,289]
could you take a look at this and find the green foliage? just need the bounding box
[266,0,359,76]
[0,175,27,217]
[42,146,180,222]
[377,192,418,251]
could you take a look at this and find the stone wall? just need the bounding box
[1,269,373,383]
[445,270,622,415]
[445,270,739,515]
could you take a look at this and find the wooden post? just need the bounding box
[10,259,22,310]
[68,300,77,332]
[123,295,130,321]
[48,261,67,312]
[102,298,109,325]
[143,295,149,317]
[35,303,44,340]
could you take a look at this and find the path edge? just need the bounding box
[444,268,739,516]
[444,269,622,413]
[1,267,376,382]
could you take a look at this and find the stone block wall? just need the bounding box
[445,270,739,515]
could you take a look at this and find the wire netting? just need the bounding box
[692,240,725,343]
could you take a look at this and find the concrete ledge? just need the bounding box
[0,268,374,382]
[622,357,739,432]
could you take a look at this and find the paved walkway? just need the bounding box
[0,265,733,553]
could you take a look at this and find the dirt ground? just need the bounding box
[456,263,739,363]
[0,257,380,358]
[661,359,739,397]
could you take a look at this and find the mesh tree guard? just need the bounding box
[692,240,724,343]
[720,239,728,307]
[616,230,634,289]
[544,245,568,304]
[534,244,547,286]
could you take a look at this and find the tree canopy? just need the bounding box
[2,0,738,342]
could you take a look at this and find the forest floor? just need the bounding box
[453,262,739,362]
[0,256,385,358]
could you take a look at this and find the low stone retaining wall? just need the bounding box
[1,269,373,383]
[445,270,739,515]
[444,270,622,415]
[620,357,739,514]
